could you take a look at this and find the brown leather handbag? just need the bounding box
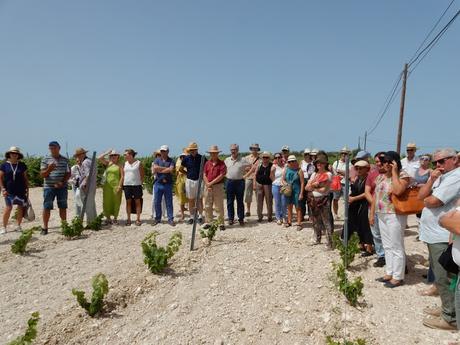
[391,187,424,215]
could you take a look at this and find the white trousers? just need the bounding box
[377,213,408,280]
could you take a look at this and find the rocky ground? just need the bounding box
[1,188,458,345]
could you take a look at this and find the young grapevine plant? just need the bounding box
[86,213,104,231]
[8,312,40,345]
[72,273,109,317]
[333,262,364,307]
[200,220,221,243]
[332,232,361,268]
[61,216,84,238]
[326,336,367,345]
[11,227,40,255]
[142,231,182,274]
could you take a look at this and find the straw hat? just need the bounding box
[354,160,370,168]
[340,146,351,154]
[187,142,199,151]
[287,155,297,162]
[261,151,271,158]
[207,145,221,153]
[304,148,311,155]
[406,143,417,150]
[249,143,261,151]
[73,147,88,157]
[310,148,319,155]
[5,146,24,160]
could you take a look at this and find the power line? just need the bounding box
[408,0,457,64]
[408,9,460,68]
[366,72,403,135]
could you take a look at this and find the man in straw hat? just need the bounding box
[73,147,97,223]
[40,141,71,235]
[203,145,227,230]
[180,142,206,225]
[0,146,28,234]
[331,146,351,220]
[243,143,261,217]
[401,142,420,178]
[152,145,176,226]
[225,144,251,226]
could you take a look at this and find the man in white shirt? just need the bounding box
[419,148,460,331]
[401,143,420,178]
[331,146,350,220]
[300,148,315,220]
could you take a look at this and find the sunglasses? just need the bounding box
[406,149,415,152]
[433,156,453,165]
[420,157,430,161]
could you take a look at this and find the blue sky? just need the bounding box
[0,0,458,157]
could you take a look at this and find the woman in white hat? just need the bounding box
[0,147,29,234]
[98,149,124,225]
[281,155,304,230]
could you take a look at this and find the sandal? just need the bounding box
[284,223,292,228]
[126,220,132,226]
[135,220,142,226]
[384,280,404,288]
[376,276,392,283]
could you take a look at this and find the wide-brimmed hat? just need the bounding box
[310,148,319,155]
[304,148,311,155]
[261,151,271,158]
[187,142,199,151]
[249,143,261,151]
[207,145,221,153]
[124,148,137,157]
[73,147,88,157]
[5,146,24,160]
[153,150,161,157]
[287,155,297,162]
[406,143,417,150]
[340,146,351,154]
[108,150,120,157]
[354,160,370,168]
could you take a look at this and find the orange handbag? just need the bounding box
[391,187,424,215]
[331,175,342,191]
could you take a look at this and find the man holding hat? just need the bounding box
[225,144,251,226]
[243,143,261,217]
[40,141,71,235]
[152,145,175,226]
[180,142,206,225]
[74,147,97,223]
[203,145,226,230]
[401,143,420,178]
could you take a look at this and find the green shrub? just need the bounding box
[86,213,104,231]
[11,227,39,255]
[8,312,40,345]
[326,336,367,345]
[199,220,221,243]
[72,273,109,317]
[61,217,84,238]
[333,262,364,307]
[142,231,182,273]
[332,232,361,268]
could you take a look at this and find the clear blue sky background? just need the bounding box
[0,0,458,157]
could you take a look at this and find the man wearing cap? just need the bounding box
[225,144,251,226]
[243,144,261,217]
[331,146,351,220]
[203,145,226,230]
[300,148,315,220]
[152,145,175,226]
[40,141,71,235]
[281,146,290,165]
[180,142,206,225]
[418,148,460,330]
[401,143,420,178]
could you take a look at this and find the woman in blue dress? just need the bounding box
[282,155,304,230]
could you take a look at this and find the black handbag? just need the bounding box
[438,243,459,275]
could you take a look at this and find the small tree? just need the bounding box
[72,273,109,317]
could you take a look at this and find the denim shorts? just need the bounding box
[5,195,27,207]
[43,187,68,210]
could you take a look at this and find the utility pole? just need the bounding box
[396,63,408,154]
[364,131,367,151]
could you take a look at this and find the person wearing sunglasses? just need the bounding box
[401,143,420,178]
[418,148,460,331]
[270,153,287,225]
[369,151,410,288]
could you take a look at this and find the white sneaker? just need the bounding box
[0,227,6,235]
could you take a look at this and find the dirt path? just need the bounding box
[1,188,458,345]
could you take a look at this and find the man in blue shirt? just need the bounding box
[180,142,206,224]
[152,145,175,226]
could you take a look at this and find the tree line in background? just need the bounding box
[18,150,359,191]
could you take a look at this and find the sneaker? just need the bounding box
[0,227,6,235]
[198,217,204,225]
[40,228,48,235]
[187,218,194,225]
[423,316,457,330]
[276,220,282,225]
[168,220,176,227]
[219,225,226,231]
[373,257,386,267]
[423,306,442,317]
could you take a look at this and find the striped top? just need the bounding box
[40,155,70,188]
